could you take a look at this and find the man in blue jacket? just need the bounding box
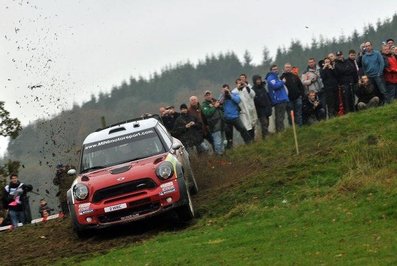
[220,84,252,149]
[265,64,289,132]
[362,41,386,101]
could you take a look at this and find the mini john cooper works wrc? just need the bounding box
[67,116,198,236]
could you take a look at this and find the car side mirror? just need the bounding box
[67,169,77,176]
[171,143,182,150]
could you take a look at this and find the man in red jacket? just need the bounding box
[383,45,397,103]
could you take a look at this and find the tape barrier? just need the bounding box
[0,212,64,232]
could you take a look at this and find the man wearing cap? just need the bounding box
[334,50,358,113]
[361,41,386,102]
[202,90,224,155]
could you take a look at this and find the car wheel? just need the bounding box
[72,219,94,239]
[188,166,199,195]
[176,184,194,222]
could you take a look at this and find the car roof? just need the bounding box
[83,118,159,145]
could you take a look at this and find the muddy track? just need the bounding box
[0,156,249,266]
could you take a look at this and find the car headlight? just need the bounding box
[73,183,89,200]
[156,162,174,180]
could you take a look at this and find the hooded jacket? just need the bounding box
[279,72,305,101]
[301,66,324,93]
[265,72,289,105]
[231,86,257,131]
[251,75,272,118]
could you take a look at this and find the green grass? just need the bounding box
[64,103,397,265]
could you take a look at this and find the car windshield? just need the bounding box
[80,128,165,173]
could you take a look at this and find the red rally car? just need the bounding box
[67,116,198,236]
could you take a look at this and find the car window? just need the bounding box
[156,123,172,149]
[80,128,165,173]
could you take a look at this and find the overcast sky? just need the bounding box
[0,0,396,154]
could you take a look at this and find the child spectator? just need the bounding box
[39,199,53,218]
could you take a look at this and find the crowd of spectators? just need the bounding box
[159,39,397,156]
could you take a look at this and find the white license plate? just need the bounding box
[104,203,127,213]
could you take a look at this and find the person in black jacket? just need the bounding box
[280,63,305,127]
[2,174,33,228]
[356,75,380,110]
[173,104,206,155]
[334,51,358,113]
[302,91,326,125]
[320,57,339,118]
[251,75,272,139]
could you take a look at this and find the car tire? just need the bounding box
[188,167,199,195]
[176,184,194,222]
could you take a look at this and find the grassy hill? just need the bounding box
[1,103,397,265]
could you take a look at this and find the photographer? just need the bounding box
[221,84,252,149]
[173,104,206,155]
[202,90,224,155]
[320,57,339,118]
[302,90,326,125]
[2,174,33,228]
[232,77,257,140]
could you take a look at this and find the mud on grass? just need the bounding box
[0,154,255,266]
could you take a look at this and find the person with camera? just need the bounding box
[355,75,380,110]
[302,90,326,125]
[221,84,252,149]
[202,90,224,155]
[2,174,33,228]
[173,104,207,155]
[265,64,289,133]
[251,75,272,139]
[320,57,339,118]
[232,77,257,140]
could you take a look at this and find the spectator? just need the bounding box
[202,90,224,155]
[320,57,339,118]
[162,106,180,133]
[221,84,252,148]
[173,104,208,155]
[2,174,32,228]
[280,63,305,127]
[355,75,380,110]
[232,78,257,140]
[386,38,395,49]
[302,58,325,106]
[251,75,272,139]
[383,45,397,103]
[334,50,357,113]
[361,41,386,102]
[188,96,212,150]
[302,91,326,125]
[266,64,289,133]
[328,53,336,64]
[239,73,252,88]
[39,198,53,218]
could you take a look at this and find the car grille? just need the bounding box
[92,178,157,203]
[98,199,160,223]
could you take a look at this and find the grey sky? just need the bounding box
[0,0,396,154]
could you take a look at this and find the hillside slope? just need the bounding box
[1,103,397,265]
